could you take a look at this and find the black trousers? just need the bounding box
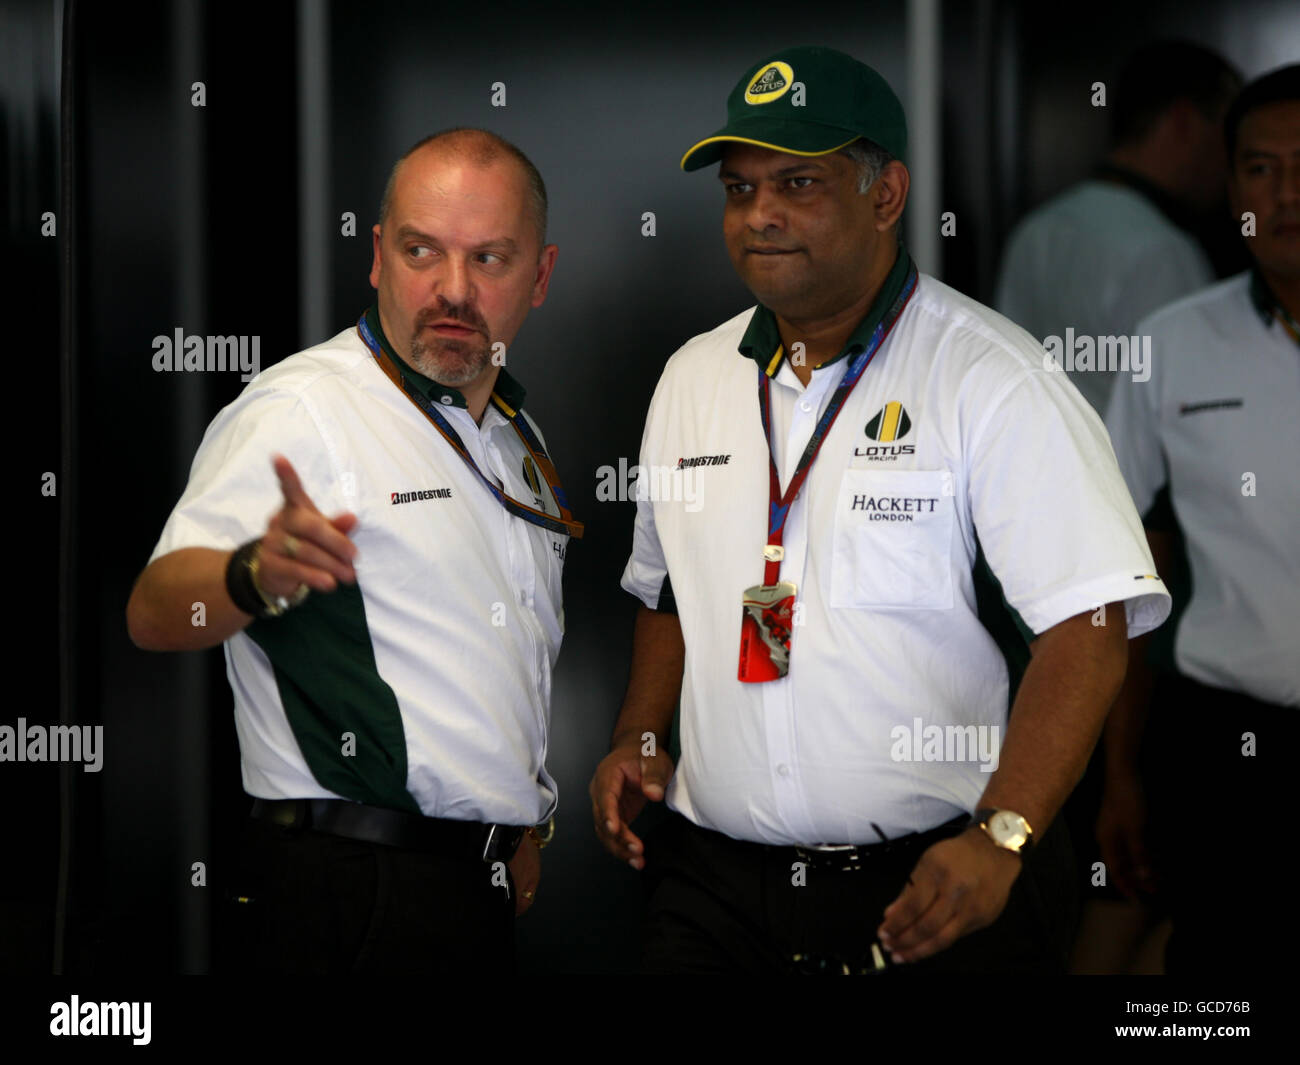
[217,815,515,975]
[641,809,1077,974]
[1143,672,1299,976]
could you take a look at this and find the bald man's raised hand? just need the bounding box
[253,454,360,599]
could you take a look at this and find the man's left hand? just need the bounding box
[876,826,1022,963]
[508,832,541,917]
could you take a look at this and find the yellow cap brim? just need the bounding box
[680,132,859,171]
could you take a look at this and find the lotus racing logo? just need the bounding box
[855,401,915,461]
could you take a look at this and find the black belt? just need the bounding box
[788,814,972,872]
[250,798,527,862]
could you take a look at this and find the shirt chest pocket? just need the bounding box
[828,469,956,610]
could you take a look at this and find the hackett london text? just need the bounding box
[850,495,939,512]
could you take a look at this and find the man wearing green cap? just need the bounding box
[591,46,1170,973]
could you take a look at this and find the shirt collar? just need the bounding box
[362,303,527,411]
[737,245,912,374]
[1249,265,1275,325]
[1248,267,1300,345]
[1093,162,1198,234]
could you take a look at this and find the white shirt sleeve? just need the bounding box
[967,368,1171,639]
[619,389,674,612]
[148,387,343,563]
[1103,322,1168,520]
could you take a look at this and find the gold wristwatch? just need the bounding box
[974,808,1034,855]
[527,816,555,850]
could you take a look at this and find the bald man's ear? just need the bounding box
[369,224,383,290]
[873,160,909,232]
[530,243,559,308]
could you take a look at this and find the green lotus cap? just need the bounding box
[680,45,907,172]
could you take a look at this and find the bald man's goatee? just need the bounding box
[410,334,493,388]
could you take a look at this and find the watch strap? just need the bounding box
[225,540,270,618]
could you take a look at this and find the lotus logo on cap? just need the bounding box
[744,61,794,105]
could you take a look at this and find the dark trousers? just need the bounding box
[217,814,515,975]
[1143,672,1299,975]
[641,809,1077,974]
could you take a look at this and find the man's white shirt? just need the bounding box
[623,269,1171,846]
[1106,273,1300,707]
[150,321,567,825]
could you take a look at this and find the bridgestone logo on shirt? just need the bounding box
[676,455,731,470]
[391,488,453,505]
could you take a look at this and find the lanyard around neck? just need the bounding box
[357,313,584,539]
[756,262,918,585]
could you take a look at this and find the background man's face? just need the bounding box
[370,150,553,387]
[1229,100,1300,279]
[719,144,882,323]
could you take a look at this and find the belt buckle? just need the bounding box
[795,843,863,871]
[272,798,310,830]
[481,824,524,863]
[481,824,502,863]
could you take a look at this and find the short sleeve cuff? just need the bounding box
[620,558,673,612]
[1017,571,1172,640]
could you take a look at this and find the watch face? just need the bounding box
[989,811,1028,849]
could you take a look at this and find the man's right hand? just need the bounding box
[253,454,360,600]
[127,454,362,652]
[590,740,675,870]
[1096,770,1157,899]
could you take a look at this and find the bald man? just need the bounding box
[127,128,580,975]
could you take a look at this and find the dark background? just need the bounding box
[4,0,1297,975]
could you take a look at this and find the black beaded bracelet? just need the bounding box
[225,539,268,618]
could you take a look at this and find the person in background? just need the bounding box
[1102,64,1300,977]
[996,41,1242,974]
[996,40,1241,416]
